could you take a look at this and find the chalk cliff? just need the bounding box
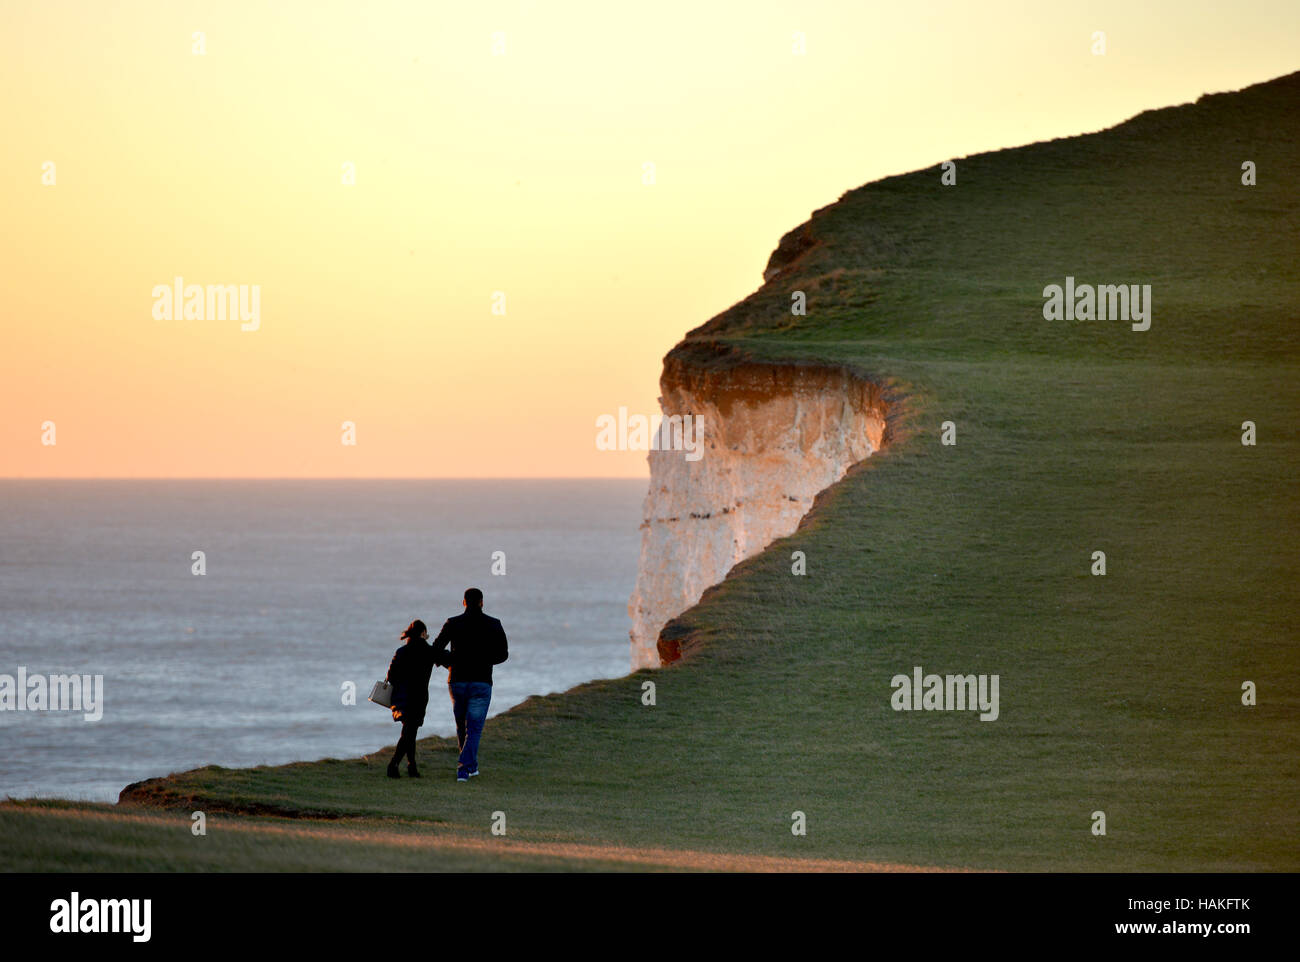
[627,340,888,668]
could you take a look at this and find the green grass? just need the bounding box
[9,71,1298,871]
[0,800,658,872]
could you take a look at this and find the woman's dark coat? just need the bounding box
[386,639,436,726]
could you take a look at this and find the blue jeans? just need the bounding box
[449,681,492,776]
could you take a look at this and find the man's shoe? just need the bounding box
[456,773,469,782]
[468,770,480,777]
[407,764,421,778]
[386,763,401,779]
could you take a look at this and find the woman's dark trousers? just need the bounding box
[391,720,420,768]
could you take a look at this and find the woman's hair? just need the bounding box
[401,619,427,641]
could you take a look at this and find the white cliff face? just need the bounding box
[627,351,887,668]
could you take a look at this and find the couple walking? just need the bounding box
[386,587,509,782]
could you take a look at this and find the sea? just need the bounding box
[0,479,646,801]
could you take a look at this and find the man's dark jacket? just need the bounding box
[432,608,509,685]
[386,640,435,725]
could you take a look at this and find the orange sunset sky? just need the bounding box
[2,1,1296,477]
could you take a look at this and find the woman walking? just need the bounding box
[385,619,435,778]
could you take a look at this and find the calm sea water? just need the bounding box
[0,480,645,801]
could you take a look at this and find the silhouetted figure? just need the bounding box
[432,588,509,781]
[386,619,435,778]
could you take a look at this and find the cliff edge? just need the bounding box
[628,336,890,668]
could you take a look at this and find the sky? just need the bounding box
[2,0,1296,477]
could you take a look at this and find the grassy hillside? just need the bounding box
[7,71,1297,871]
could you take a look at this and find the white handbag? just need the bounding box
[368,680,393,708]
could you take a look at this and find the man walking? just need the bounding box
[432,587,509,782]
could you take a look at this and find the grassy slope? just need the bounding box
[6,72,1297,871]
